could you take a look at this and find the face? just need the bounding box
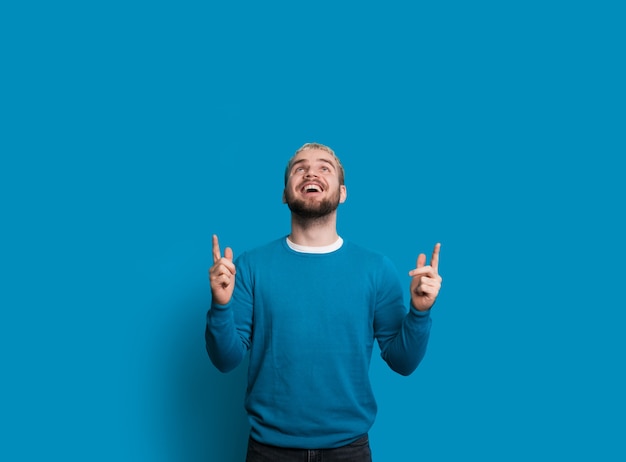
[283,148,347,219]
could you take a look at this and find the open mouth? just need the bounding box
[301,183,323,194]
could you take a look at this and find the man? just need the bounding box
[206,142,442,461]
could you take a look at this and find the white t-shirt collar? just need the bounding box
[286,236,344,254]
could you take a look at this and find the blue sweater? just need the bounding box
[205,237,431,449]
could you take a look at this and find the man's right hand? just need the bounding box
[209,234,236,305]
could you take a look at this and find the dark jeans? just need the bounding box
[246,434,372,462]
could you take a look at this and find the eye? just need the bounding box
[294,167,305,173]
[321,166,330,172]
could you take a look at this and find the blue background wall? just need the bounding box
[2,1,625,461]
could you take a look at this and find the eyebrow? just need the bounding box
[291,158,336,170]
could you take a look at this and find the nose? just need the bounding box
[304,170,318,179]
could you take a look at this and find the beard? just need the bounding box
[284,186,342,220]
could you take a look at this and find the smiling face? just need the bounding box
[283,147,347,220]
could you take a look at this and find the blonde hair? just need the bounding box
[284,143,345,185]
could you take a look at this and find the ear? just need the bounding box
[282,190,287,203]
[339,185,347,203]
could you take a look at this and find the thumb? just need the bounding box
[416,253,426,268]
[224,246,234,262]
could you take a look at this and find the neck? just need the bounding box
[289,212,339,246]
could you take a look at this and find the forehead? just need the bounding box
[291,148,337,166]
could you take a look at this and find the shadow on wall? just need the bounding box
[157,293,250,462]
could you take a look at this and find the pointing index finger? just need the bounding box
[212,234,221,263]
[431,243,441,273]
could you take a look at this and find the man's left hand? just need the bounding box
[409,243,443,311]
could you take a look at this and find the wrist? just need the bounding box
[411,300,434,313]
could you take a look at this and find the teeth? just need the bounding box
[304,184,321,192]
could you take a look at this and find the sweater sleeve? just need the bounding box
[374,256,432,376]
[205,254,254,373]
